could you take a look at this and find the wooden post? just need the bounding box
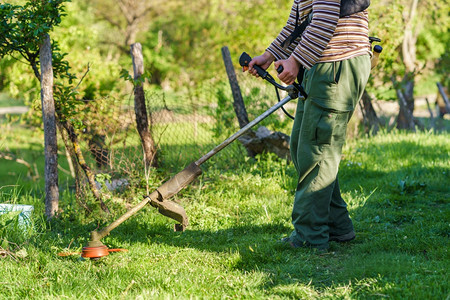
[221,46,250,128]
[437,82,450,114]
[221,46,291,160]
[40,34,59,219]
[425,98,435,130]
[130,43,157,167]
[360,90,381,135]
[221,46,257,157]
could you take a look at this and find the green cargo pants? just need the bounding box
[289,54,371,249]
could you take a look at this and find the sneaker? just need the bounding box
[329,231,355,242]
[279,237,328,251]
[279,237,302,248]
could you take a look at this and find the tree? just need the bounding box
[40,34,59,218]
[394,0,419,130]
[0,0,110,216]
[90,0,166,53]
[0,1,69,219]
[368,0,449,130]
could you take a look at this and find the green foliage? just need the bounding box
[367,0,450,98]
[140,29,177,85]
[212,85,236,138]
[0,0,84,129]
[0,1,77,105]
[53,82,81,124]
[0,211,22,242]
[119,69,152,88]
[0,1,72,76]
[1,0,448,102]
[0,1,67,56]
[434,28,450,89]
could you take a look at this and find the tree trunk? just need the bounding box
[437,82,450,115]
[33,36,107,215]
[238,126,291,160]
[394,79,416,132]
[40,34,59,220]
[60,120,110,214]
[360,90,381,135]
[130,43,157,167]
[396,0,418,130]
[394,75,416,131]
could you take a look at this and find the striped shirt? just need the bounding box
[267,0,371,70]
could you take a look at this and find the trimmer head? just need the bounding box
[81,245,109,259]
[81,236,109,259]
[80,235,128,259]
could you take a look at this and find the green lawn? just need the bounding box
[0,126,449,299]
[0,93,25,107]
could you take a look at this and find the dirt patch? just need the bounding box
[0,106,29,115]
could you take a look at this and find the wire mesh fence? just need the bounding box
[64,70,297,198]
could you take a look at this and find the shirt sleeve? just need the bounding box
[267,0,341,70]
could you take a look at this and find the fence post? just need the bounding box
[221,46,250,129]
[437,82,450,114]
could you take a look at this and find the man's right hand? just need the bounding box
[245,51,275,77]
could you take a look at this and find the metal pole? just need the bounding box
[196,94,296,165]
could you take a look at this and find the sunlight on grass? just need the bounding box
[0,127,448,299]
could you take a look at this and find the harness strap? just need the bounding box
[280,0,370,50]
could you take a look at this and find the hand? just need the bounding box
[274,56,300,85]
[244,51,275,77]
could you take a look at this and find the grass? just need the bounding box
[0,123,449,299]
[0,93,25,107]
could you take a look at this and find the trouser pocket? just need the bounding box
[312,104,350,146]
[315,110,334,145]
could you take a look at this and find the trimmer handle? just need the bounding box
[369,36,381,44]
[276,65,284,74]
[239,51,307,100]
[274,64,306,99]
[239,52,284,76]
[239,52,269,79]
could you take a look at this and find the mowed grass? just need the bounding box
[0,126,449,299]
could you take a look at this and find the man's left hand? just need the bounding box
[274,56,300,85]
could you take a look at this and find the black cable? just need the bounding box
[275,86,295,120]
[263,72,295,120]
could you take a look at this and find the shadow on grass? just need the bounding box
[4,128,448,298]
[95,149,448,297]
[108,216,397,297]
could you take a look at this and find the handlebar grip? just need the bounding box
[239,52,268,79]
[239,52,252,68]
[276,65,284,74]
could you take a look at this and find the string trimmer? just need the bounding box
[81,52,305,259]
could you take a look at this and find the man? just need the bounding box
[245,0,371,250]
